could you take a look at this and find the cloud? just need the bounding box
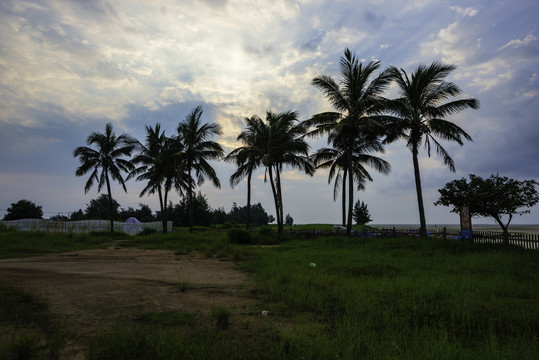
[1,0,538,224]
[450,6,479,18]
[498,33,538,50]
[419,21,481,65]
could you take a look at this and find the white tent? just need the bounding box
[124,217,142,235]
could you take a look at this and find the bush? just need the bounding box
[227,228,253,244]
[0,222,11,232]
[137,228,157,236]
[258,226,273,235]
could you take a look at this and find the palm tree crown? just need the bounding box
[313,131,391,226]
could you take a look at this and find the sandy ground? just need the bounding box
[0,247,256,358]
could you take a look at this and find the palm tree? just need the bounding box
[261,110,314,233]
[385,61,479,236]
[224,115,265,229]
[73,123,135,232]
[313,131,391,226]
[175,106,224,233]
[128,123,173,233]
[307,48,392,235]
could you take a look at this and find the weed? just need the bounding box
[211,306,232,330]
[176,281,190,292]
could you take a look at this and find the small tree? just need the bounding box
[85,194,120,220]
[353,200,372,225]
[70,209,86,221]
[285,213,294,228]
[435,174,539,244]
[3,199,43,220]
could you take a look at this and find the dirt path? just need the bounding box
[0,247,256,358]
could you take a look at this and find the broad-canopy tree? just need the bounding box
[434,174,539,244]
[73,123,135,232]
[3,199,43,220]
[85,194,121,220]
[307,48,392,235]
[175,106,224,233]
[385,62,479,237]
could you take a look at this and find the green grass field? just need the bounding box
[0,226,538,359]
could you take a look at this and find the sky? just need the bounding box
[1,0,538,226]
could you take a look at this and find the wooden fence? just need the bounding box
[292,227,539,250]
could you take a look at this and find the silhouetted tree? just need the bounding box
[118,203,155,222]
[172,191,212,227]
[307,48,392,235]
[85,194,120,220]
[435,174,539,244]
[3,199,43,220]
[74,123,135,232]
[175,106,224,232]
[70,209,86,221]
[353,200,372,225]
[285,213,294,228]
[225,115,264,229]
[259,111,314,233]
[312,132,390,226]
[385,62,479,236]
[129,123,173,232]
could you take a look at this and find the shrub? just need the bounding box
[258,226,273,235]
[137,228,156,236]
[227,228,253,245]
[0,222,11,232]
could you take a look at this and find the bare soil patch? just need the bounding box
[0,247,256,357]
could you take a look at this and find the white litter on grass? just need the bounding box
[262,310,270,316]
[310,263,317,268]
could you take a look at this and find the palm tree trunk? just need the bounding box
[342,169,347,227]
[188,168,194,233]
[412,149,427,237]
[268,165,281,233]
[105,173,114,233]
[163,184,170,233]
[158,187,167,233]
[346,146,354,236]
[246,171,252,229]
[276,166,284,233]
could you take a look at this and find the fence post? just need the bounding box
[443,227,447,241]
[393,227,396,238]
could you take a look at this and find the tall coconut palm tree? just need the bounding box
[385,61,479,236]
[261,110,314,233]
[128,123,173,233]
[313,131,391,226]
[73,123,135,232]
[224,115,265,229]
[307,48,392,235]
[175,106,224,233]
